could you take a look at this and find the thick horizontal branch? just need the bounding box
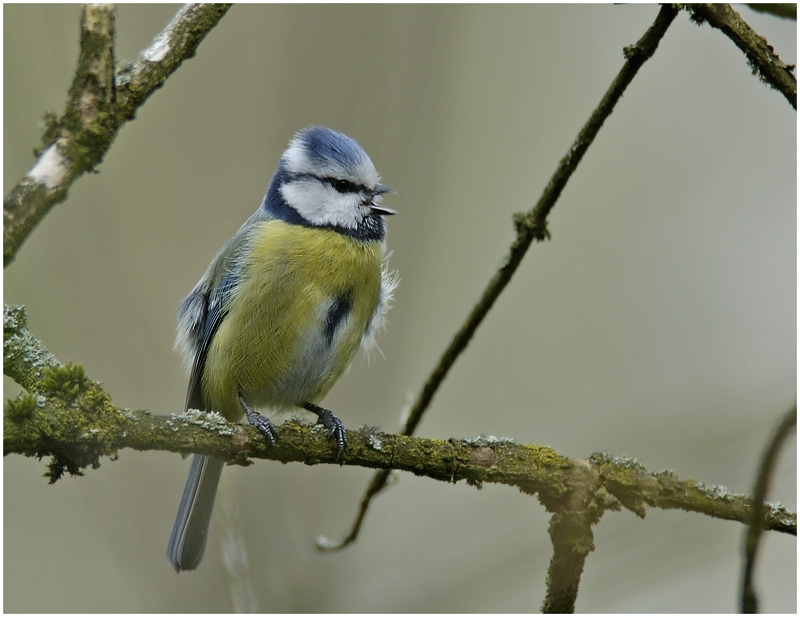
[5,333,796,611]
[589,452,795,535]
[3,392,795,536]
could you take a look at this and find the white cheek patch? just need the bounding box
[280,179,364,229]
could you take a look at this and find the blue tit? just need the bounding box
[167,126,396,572]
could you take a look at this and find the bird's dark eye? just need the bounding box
[330,178,360,194]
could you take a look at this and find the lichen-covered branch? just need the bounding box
[3,3,231,266]
[3,4,116,267]
[113,3,232,124]
[3,305,62,391]
[685,4,796,109]
[4,387,796,539]
[589,452,796,535]
[541,461,607,613]
[4,306,795,535]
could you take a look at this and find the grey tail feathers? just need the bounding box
[167,454,225,572]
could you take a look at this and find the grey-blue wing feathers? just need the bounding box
[169,257,243,571]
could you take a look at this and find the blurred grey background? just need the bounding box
[4,4,795,613]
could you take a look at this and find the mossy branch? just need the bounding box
[4,371,796,536]
[3,3,232,266]
[541,461,605,613]
[5,303,796,536]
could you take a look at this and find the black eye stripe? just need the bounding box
[327,177,362,194]
[285,173,366,195]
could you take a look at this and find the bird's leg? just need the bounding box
[239,394,278,447]
[302,402,346,462]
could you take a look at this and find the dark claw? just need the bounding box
[302,402,347,462]
[239,394,278,447]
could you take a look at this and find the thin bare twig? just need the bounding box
[741,406,797,613]
[685,4,796,109]
[324,2,681,554]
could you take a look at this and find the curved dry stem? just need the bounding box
[741,406,797,612]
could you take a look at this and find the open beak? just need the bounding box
[370,183,396,215]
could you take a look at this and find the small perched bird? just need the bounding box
[167,126,396,572]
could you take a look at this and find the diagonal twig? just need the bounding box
[320,3,681,553]
[685,4,796,109]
